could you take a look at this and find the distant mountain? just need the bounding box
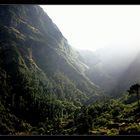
[112,51,140,97]
[78,46,140,96]
[78,49,116,94]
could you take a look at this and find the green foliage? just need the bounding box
[119,124,140,135]
[128,83,140,106]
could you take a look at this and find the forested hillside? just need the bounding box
[0,5,103,135]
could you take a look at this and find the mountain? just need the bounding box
[0,5,103,134]
[0,5,102,103]
[112,51,140,97]
[78,46,140,96]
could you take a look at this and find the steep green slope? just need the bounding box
[0,5,101,104]
[0,5,103,135]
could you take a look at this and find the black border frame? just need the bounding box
[0,0,140,5]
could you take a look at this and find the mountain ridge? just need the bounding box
[0,5,104,130]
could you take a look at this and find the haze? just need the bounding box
[40,5,140,52]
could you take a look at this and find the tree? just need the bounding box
[74,106,93,134]
[128,83,140,106]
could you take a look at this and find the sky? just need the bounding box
[40,5,140,51]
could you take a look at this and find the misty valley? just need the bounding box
[1,5,140,135]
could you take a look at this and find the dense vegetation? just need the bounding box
[1,82,140,135]
[0,5,140,135]
[0,5,101,135]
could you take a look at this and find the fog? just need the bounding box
[40,5,140,68]
[40,5,140,94]
[78,45,140,94]
[40,5,140,52]
[96,45,140,74]
[40,5,140,75]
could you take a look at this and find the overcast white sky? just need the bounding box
[40,5,140,51]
